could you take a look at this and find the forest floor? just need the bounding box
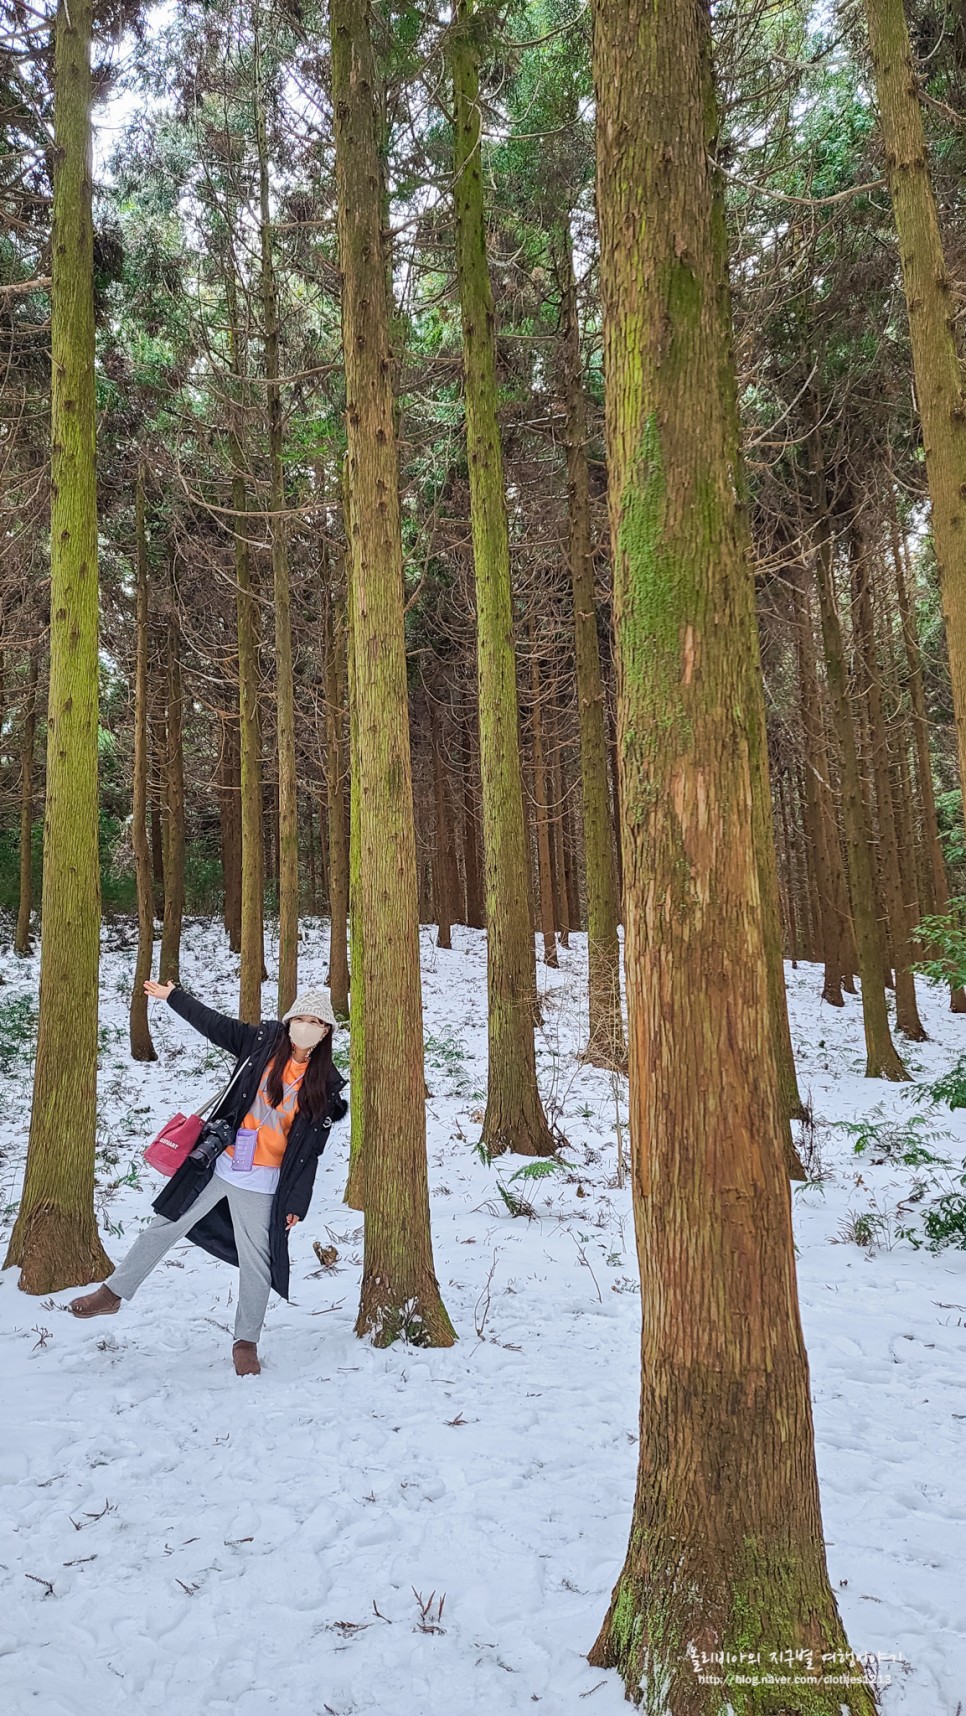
[1,922,964,1716]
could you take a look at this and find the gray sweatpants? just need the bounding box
[107,1175,274,1343]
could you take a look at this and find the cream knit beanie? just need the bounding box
[282,987,339,1029]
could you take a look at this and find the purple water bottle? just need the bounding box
[232,1127,258,1172]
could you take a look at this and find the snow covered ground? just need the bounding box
[1,921,964,1715]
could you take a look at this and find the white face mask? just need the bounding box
[289,1018,327,1050]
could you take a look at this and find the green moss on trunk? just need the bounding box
[5,0,112,1293]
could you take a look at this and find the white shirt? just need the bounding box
[213,1153,280,1194]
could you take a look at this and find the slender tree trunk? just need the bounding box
[461,702,485,928]
[587,0,874,1700]
[343,486,366,1213]
[852,527,926,1039]
[529,639,558,969]
[228,272,265,1025]
[130,468,157,1061]
[450,0,555,1155]
[14,644,39,957]
[159,555,184,985]
[864,0,966,812]
[557,221,625,1058]
[549,720,571,949]
[430,700,458,952]
[792,564,847,1004]
[5,0,112,1292]
[777,769,801,960]
[220,710,243,952]
[561,758,583,931]
[254,32,298,1017]
[810,464,908,1079]
[605,687,624,909]
[324,556,350,1019]
[149,654,166,922]
[332,0,454,1344]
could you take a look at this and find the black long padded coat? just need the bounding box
[151,986,348,1299]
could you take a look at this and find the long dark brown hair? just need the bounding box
[264,1024,337,1123]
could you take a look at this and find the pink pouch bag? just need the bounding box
[143,1055,252,1177]
[143,1112,204,1177]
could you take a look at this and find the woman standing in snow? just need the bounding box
[69,982,348,1376]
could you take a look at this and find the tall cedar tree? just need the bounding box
[587,0,875,1705]
[556,219,626,1069]
[450,0,556,1156]
[330,0,454,1344]
[864,0,966,807]
[254,14,299,1016]
[129,466,157,1061]
[5,0,112,1292]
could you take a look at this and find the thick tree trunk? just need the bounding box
[332,0,454,1345]
[14,644,39,957]
[888,489,966,1008]
[864,0,966,814]
[557,219,625,1061]
[254,42,298,1017]
[159,556,184,986]
[810,467,908,1079]
[130,468,157,1062]
[450,0,555,1155]
[5,0,112,1293]
[587,0,874,1703]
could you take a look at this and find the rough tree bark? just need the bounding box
[5,0,112,1293]
[587,0,875,1704]
[14,643,39,957]
[323,538,350,1019]
[331,0,454,1344]
[864,0,966,814]
[450,0,555,1155]
[887,485,966,1009]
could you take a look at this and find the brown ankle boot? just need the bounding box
[70,1285,121,1319]
[233,1340,261,1377]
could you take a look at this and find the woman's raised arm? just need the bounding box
[145,980,260,1060]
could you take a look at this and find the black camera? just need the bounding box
[188,1116,236,1166]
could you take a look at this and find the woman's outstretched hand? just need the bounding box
[144,979,176,1000]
